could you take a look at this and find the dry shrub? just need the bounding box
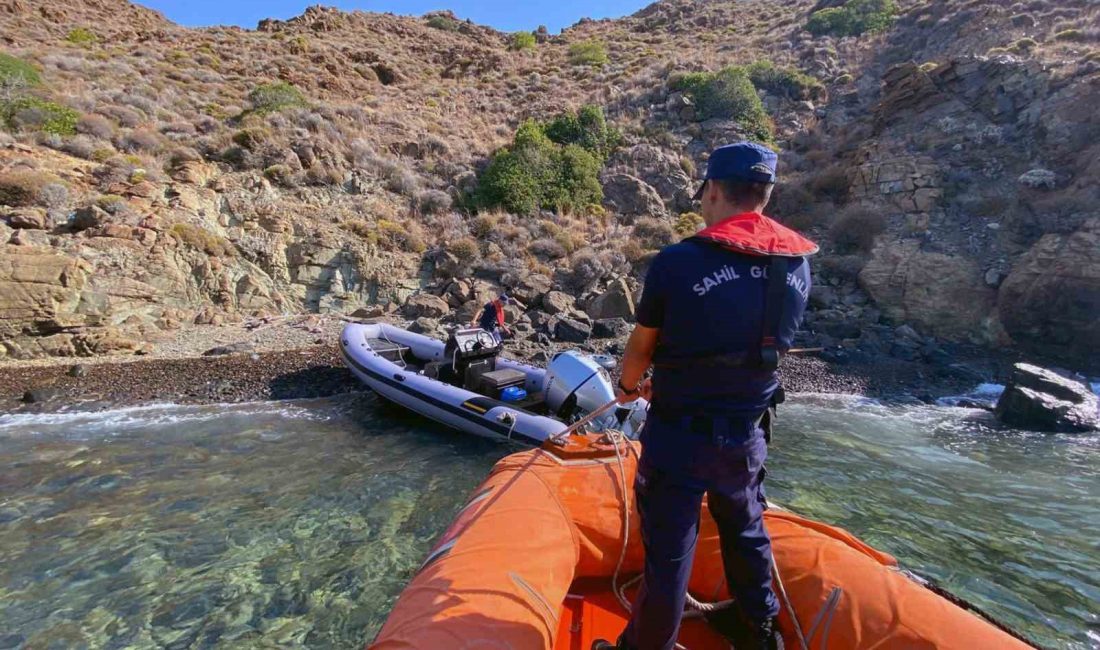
[0,169,63,206]
[810,164,850,204]
[77,114,114,139]
[529,237,567,259]
[170,223,237,257]
[118,129,161,153]
[449,237,480,263]
[633,216,676,250]
[830,206,885,252]
[415,189,452,215]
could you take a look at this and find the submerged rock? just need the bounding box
[994,363,1098,432]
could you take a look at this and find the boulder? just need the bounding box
[593,317,630,339]
[350,304,387,319]
[171,161,218,186]
[606,145,695,212]
[994,363,1098,432]
[585,277,636,321]
[997,219,1100,365]
[202,342,256,356]
[507,273,552,305]
[71,205,109,232]
[541,291,575,315]
[858,239,997,341]
[443,279,473,307]
[601,173,667,221]
[402,293,450,319]
[551,316,591,343]
[7,208,47,230]
[408,317,444,338]
[22,387,65,403]
[809,284,838,309]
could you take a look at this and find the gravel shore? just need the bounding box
[1,321,987,415]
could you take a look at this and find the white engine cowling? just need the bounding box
[544,351,647,438]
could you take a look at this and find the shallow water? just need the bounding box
[0,392,1096,649]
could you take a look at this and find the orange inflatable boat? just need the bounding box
[370,434,1034,649]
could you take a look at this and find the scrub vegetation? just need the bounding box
[669,67,773,141]
[478,105,618,215]
[805,0,898,37]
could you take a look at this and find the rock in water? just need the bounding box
[994,363,1099,432]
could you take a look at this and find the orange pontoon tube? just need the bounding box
[370,434,1034,649]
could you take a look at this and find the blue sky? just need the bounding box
[137,1,653,33]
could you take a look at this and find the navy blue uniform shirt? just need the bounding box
[636,240,811,417]
[477,302,501,332]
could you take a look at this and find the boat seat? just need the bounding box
[368,338,410,366]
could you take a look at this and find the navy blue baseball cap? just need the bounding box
[692,142,778,201]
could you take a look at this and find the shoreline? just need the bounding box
[0,337,996,416]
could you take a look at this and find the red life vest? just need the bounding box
[494,301,505,327]
[691,211,818,258]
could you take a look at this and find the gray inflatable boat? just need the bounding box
[340,322,647,445]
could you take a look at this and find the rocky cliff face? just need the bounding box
[0,0,1096,371]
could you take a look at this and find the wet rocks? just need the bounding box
[994,363,1098,432]
[22,387,64,403]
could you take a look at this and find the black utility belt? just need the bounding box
[652,351,781,369]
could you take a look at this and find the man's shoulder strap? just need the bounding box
[760,256,789,371]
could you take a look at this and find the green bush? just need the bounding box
[478,115,606,215]
[66,28,99,46]
[745,61,824,100]
[246,82,307,115]
[673,212,704,237]
[510,31,537,51]
[426,15,460,31]
[806,0,897,37]
[2,96,79,135]
[568,40,609,67]
[542,104,621,160]
[0,53,41,88]
[670,67,773,141]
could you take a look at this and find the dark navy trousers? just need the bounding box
[620,412,779,650]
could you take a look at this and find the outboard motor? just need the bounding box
[544,351,647,438]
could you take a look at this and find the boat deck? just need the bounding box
[554,580,728,650]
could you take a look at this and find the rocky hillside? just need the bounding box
[0,0,1096,371]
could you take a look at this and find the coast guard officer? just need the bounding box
[596,142,817,650]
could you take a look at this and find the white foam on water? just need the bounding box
[971,383,1005,398]
[0,397,342,437]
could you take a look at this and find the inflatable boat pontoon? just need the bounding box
[340,322,647,445]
